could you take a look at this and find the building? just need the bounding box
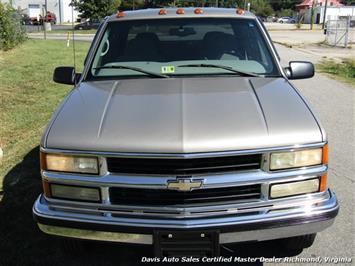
[296,0,343,11]
[296,0,355,24]
[314,6,355,24]
[4,0,80,23]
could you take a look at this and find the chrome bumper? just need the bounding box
[33,190,339,245]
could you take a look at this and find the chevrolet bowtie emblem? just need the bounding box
[167,178,203,192]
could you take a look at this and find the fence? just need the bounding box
[326,17,354,47]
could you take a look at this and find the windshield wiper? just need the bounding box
[177,64,260,77]
[93,65,169,78]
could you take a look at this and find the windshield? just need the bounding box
[89,18,280,79]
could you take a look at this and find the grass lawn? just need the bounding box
[317,59,355,87]
[0,39,89,193]
[0,39,154,266]
[0,39,96,265]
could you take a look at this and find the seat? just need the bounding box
[201,31,240,60]
[122,32,163,61]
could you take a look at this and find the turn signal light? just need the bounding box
[42,179,51,198]
[322,144,329,164]
[176,8,185,15]
[320,174,328,192]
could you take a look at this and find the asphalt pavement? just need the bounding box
[25,24,73,33]
[28,33,94,42]
[275,43,354,265]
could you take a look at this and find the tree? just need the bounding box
[72,0,121,20]
[0,3,26,51]
[142,0,174,7]
[341,0,355,4]
[120,0,145,10]
[217,0,239,7]
[269,0,302,12]
[249,0,274,17]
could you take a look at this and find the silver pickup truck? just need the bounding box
[33,8,339,257]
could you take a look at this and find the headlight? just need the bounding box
[270,147,326,170]
[50,184,101,202]
[41,153,99,174]
[270,178,320,198]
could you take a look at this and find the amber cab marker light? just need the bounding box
[320,174,328,192]
[116,11,125,18]
[236,8,245,15]
[194,8,203,14]
[159,9,168,15]
[176,8,185,15]
[322,144,329,164]
[42,179,51,198]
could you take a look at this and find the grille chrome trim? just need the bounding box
[109,184,261,206]
[42,165,328,191]
[106,154,262,175]
[40,142,326,159]
[46,190,330,219]
[40,144,328,219]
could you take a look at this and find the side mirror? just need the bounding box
[53,67,80,85]
[284,61,314,80]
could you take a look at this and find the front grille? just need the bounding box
[106,154,262,175]
[109,184,261,206]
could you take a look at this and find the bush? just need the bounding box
[318,59,355,85]
[0,3,26,51]
[276,8,295,18]
[250,0,274,17]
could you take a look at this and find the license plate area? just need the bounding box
[154,230,219,257]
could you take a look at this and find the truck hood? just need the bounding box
[45,77,322,153]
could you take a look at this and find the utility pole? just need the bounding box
[43,0,47,40]
[216,0,218,7]
[58,0,62,24]
[322,0,328,29]
[310,0,315,30]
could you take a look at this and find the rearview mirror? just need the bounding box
[53,67,80,85]
[169,27,196,37]
[284,61,314,80]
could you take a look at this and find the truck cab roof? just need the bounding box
[108,7,256,22]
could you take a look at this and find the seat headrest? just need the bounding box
[134,32,159,43]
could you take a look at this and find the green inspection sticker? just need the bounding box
[161,66,175,74]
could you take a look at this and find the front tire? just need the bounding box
[281,234,316,251]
